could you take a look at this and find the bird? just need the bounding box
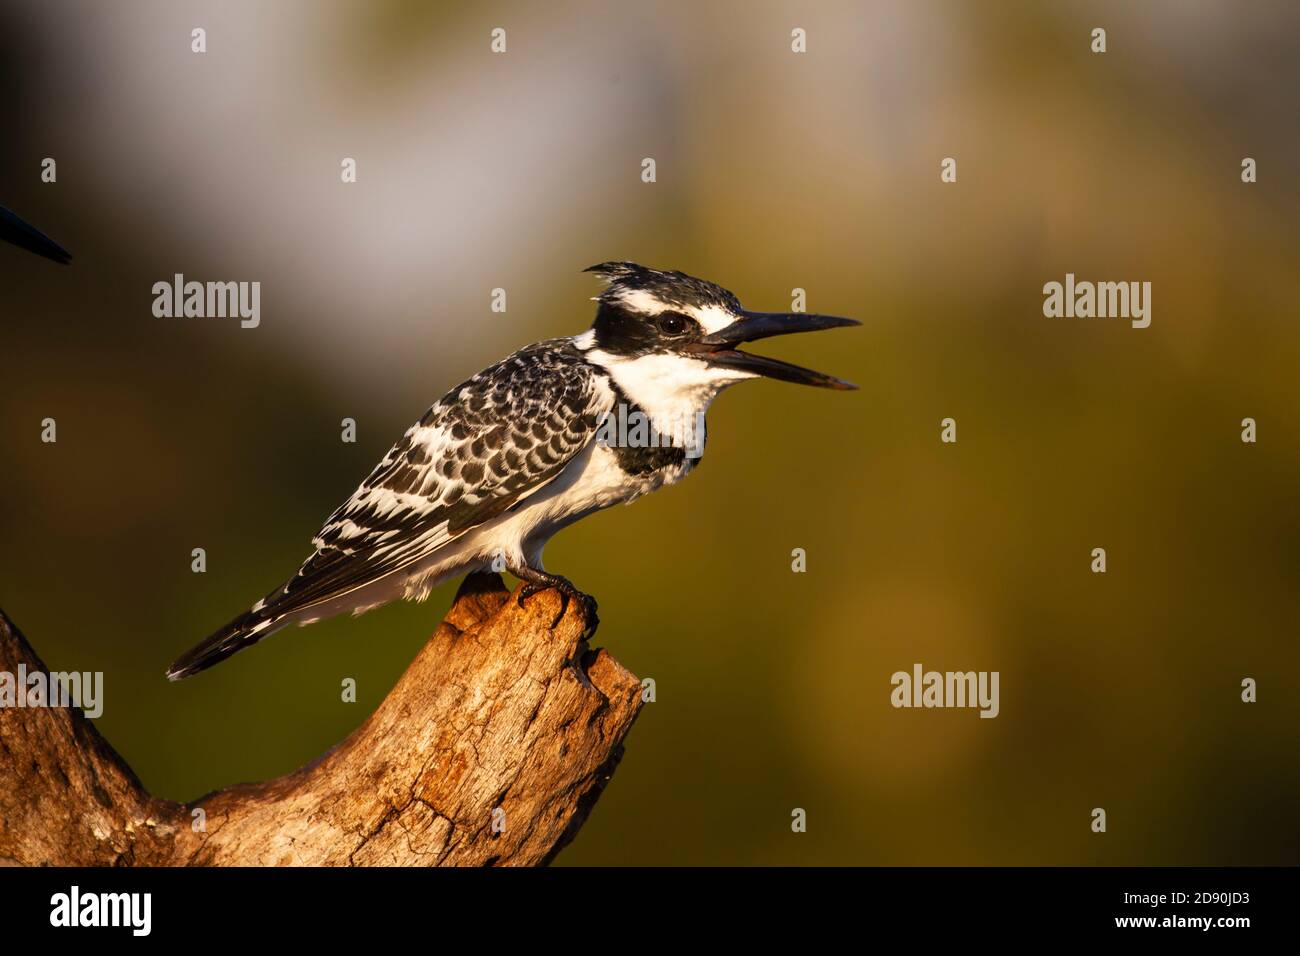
[0,205,72,264]
[166,262,859,679]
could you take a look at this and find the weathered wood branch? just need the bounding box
[0,573,642,866]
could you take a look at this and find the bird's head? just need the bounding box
[580,261,858,393]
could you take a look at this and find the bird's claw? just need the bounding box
[516,581,543,608]
[516,577,598,629]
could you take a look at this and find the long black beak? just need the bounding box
[687,310,860,390]
[0,205,72,265]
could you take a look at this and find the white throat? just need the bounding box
[585,348,751,424]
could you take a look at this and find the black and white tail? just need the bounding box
[166,606,283,680]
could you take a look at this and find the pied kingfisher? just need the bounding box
[167,262,858,679]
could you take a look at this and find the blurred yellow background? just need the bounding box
[2,0,1298,864]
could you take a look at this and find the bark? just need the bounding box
[0,573,642,866]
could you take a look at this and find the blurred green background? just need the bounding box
[3,0,1299,865]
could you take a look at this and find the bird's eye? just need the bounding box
[657,313,687,335]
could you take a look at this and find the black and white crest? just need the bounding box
[585,261,740,313]
[582,262,750,358]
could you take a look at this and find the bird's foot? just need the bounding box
[511,568,598,629]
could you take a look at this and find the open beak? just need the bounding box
[685,310,860,390]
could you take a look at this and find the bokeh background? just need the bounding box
[3,0,1299,865]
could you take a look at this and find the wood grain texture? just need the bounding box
[0,573,642,866]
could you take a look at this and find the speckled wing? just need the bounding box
[273,339,609,616]
[166,339,611,679]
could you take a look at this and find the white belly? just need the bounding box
[346,440,685,606]
[459,440,691,566]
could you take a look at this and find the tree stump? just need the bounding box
[0,573,643,866]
